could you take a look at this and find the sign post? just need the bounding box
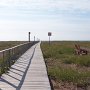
[29,32,31,42]
[48,32,52,45]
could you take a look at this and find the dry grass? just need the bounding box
[0,41,28,75]
[0,41,27,51]
[41,41,90,90]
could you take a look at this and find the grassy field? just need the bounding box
[0,41,27,51]
[41,41,90,90]
[0,41,28,75]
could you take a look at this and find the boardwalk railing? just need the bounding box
[0,41,38,75]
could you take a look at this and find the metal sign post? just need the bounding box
[48,32,52,45]
[29,32,31,42]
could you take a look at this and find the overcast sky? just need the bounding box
[0,0,90,41]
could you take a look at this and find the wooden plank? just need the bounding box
[0,43,51,90]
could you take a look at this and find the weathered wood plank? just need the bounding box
[0,43,51,90]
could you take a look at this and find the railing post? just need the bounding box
[1,51,5,74]
[6,51,9,70]
[0,41,38,75]
[5,51,8,71]
[8,49,11,68]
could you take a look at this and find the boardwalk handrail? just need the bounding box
[0,41,39,75]
[0,42,29,53]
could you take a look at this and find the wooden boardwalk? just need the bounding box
[0,43,51,90]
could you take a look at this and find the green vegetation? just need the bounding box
[0,41,27,51]
[41,41,90,87]
[0,41,27,75]
[49,67,90,85]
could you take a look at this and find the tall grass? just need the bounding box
[0,41,27,75]
[41,41,90,67]
[49,67,90,85]
[63,55,90,67]
[41,41,90,86]
[0,41,27,51]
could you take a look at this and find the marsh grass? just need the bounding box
[0,41,27,51]
[41,41,90,86]
[49,67,90,85]
[63,55,90,67]
[0,41,27,75]
[41,41,90,66]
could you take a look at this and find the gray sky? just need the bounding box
[0,0,90,41]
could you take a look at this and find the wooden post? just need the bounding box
[1,51,5,73]
[29,32,31,42]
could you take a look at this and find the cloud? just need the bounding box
[0,0,90,11]
[0,0,89,18]
[0,0,90,41]
[0,0,90,22]
[2,1,90,7]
